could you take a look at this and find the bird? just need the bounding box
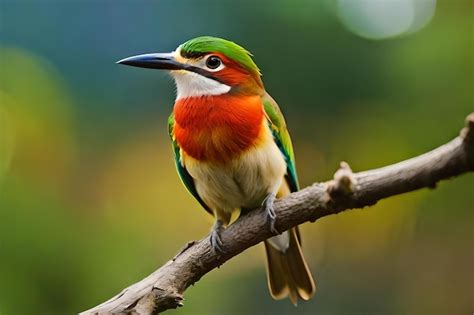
[117,36,316,305]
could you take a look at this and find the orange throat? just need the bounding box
[173,94,265,163]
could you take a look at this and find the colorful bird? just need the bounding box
[117,36,316,304]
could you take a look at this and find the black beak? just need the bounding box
[117,52,224,83]
[116,53,186,70]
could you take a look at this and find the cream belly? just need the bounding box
[182,125,287,218]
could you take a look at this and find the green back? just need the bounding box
[262,93,300,192]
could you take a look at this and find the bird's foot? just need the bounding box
[210,219,225,253]
[262,192,280,235]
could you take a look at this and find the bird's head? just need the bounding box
[118,36,263,99]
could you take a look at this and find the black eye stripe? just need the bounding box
[180,50,206,59]
[177,52,225,83]
[180,64,226,83]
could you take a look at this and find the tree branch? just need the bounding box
[81,113,474,315]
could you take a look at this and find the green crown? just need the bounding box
[180,36,261,77]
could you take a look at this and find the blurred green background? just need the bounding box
[0,0,473,314]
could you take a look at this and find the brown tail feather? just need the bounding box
[264,227,316,305]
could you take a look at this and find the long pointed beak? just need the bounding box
[116,53,185,70]
[116,51,222,83]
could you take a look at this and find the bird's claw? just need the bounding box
[262,193,280,235]
[210,230,224,253]
[210,220,226,253]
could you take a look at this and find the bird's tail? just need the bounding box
[264,227,316,305]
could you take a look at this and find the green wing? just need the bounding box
[262,93,300,192]
[168,114,213,215]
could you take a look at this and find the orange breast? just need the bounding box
[173,94,265,163]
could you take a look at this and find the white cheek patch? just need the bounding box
[171,71,231,99]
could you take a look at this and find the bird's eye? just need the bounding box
[206,56,222,70]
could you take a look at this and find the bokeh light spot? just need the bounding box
[337,0,437,40]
